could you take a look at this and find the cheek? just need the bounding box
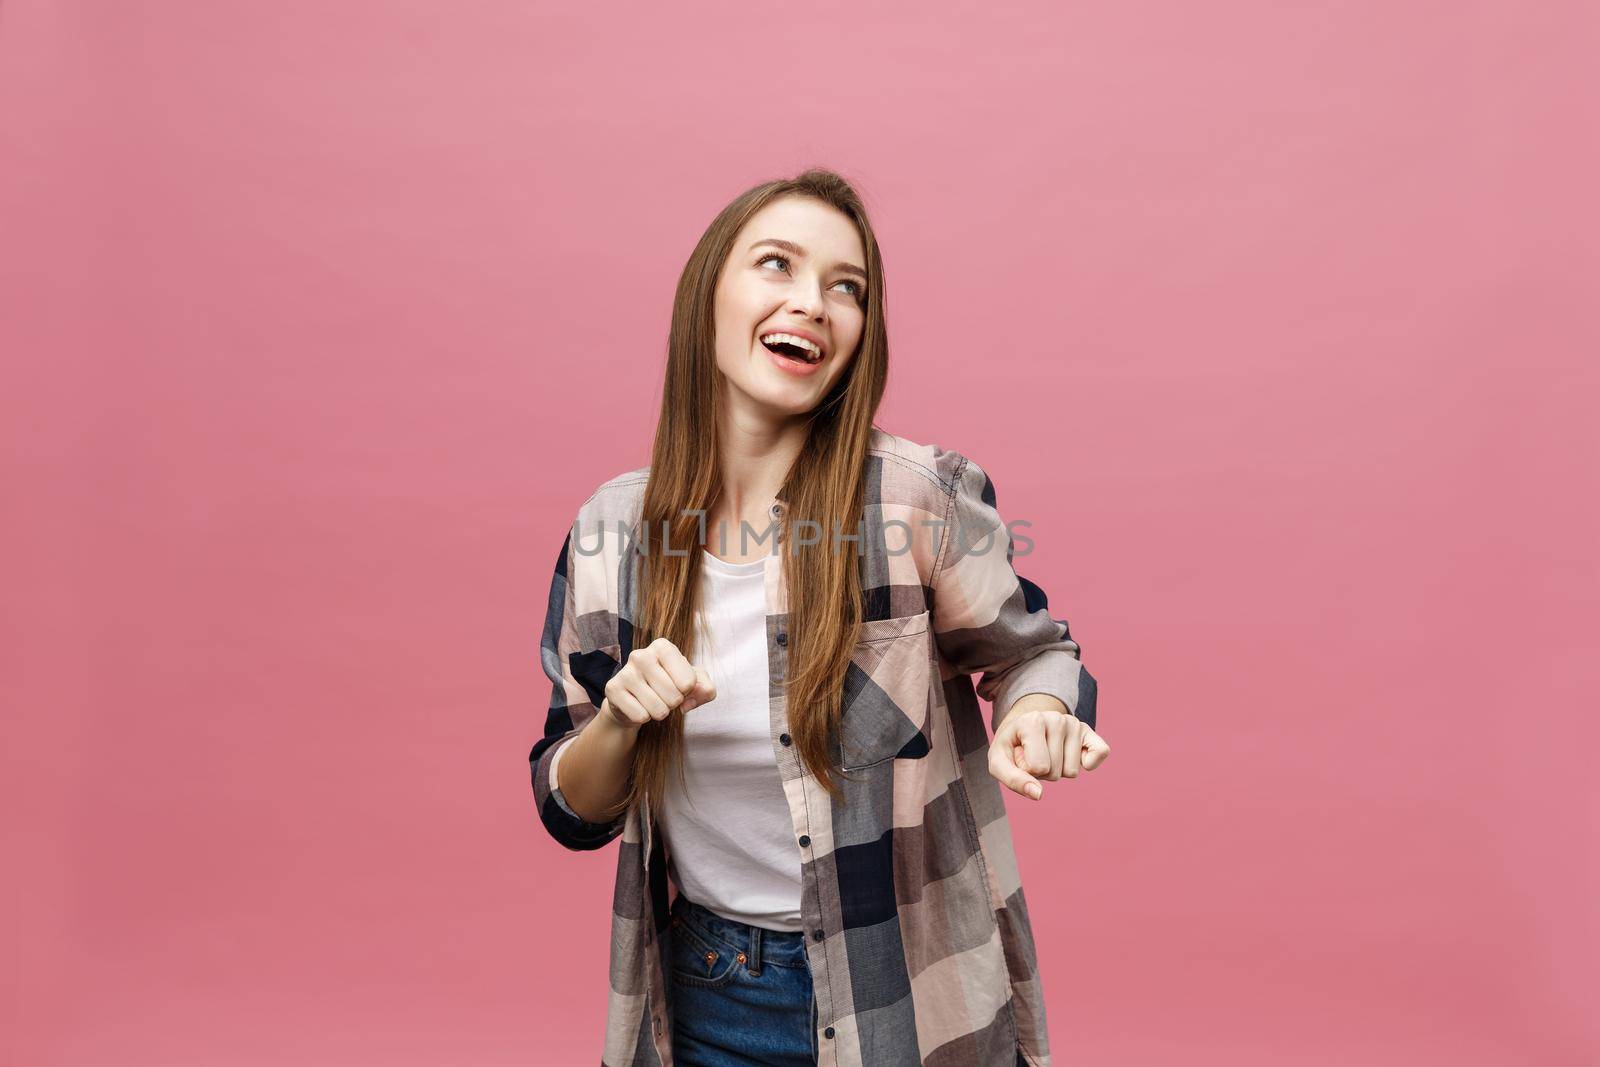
[824,347,859,385]
[837,321,866,365]
[712,336,746,382]
[720,277,766,322]
[713,280,753,334]
[713,300,752,355]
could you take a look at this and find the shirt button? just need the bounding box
[776,631,787,646]
[798,834,810,847]
[779,733,792,746]
[824,1026,836,1039]
[812,929,824,941]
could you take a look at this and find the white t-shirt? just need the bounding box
[547,548,803,931]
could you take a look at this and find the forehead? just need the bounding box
[736,196,865,265]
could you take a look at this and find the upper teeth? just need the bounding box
[761,333,823,361]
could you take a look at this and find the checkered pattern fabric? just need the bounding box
[529,427,1098,1066]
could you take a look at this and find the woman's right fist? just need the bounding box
[601,637,716,731]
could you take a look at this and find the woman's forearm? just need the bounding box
[558,703,640,824]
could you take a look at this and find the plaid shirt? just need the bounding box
[529,427,1098,1066]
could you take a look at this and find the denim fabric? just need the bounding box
[668,894,817,1066]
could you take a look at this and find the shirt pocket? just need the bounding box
[838,609,934,771]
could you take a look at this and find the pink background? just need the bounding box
[3,2,1595,1064]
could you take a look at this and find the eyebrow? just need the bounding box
[747,238,868,284]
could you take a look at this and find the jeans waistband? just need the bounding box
[670,894,810,973]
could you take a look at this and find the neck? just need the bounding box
[710,403,807,551]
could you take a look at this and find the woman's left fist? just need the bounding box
[988,705,1110,801]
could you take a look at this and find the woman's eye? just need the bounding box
[758,254,863,301]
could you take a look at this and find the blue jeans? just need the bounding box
[667,893,817,1066]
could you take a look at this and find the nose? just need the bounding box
[787,292,824,322]
[787,275,825,321]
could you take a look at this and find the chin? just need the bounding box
[759,392,819,418]
[717,364,814,412]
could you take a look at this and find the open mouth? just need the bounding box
[759,335,824,364]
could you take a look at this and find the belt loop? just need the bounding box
[748,923,763,976]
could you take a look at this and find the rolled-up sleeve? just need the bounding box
[528,522,628,852]
[930,449,1099,734]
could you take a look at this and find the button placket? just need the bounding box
[770,500,785,546]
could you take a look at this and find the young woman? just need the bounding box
[530,169,1109,1067]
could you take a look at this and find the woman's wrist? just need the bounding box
[593,700,642,743]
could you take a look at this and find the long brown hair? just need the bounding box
[618,168,889,820]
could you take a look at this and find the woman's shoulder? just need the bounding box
[867,425,970,500]
[571,464,650,526]
[569,430,975,523]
